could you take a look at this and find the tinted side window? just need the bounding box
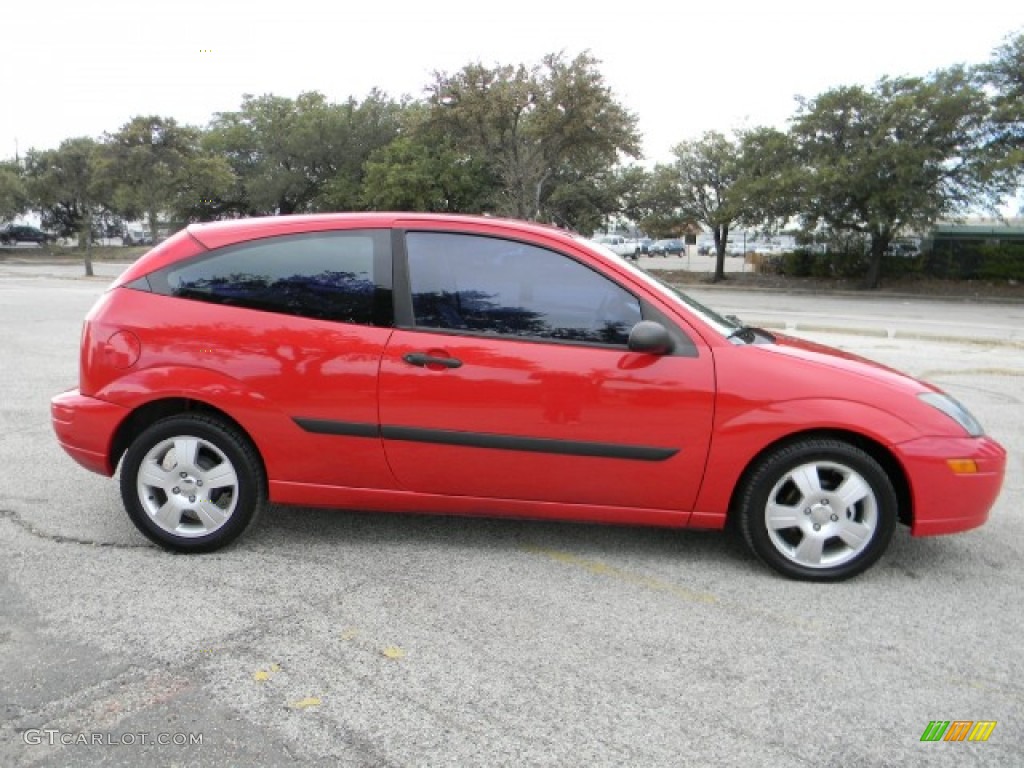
[149,231,390,325]
[406,232,641,345]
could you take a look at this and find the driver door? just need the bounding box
[377,230,716,513]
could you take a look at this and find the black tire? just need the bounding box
[736,439,897,581]
[119,414,266,552]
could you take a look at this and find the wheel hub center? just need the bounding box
[810,502,833,526]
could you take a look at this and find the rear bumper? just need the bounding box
[898,435,1007,536]
[51,389,128,476]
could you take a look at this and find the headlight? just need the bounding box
[918,392,984,437]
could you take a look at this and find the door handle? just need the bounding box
[403,352,463,369]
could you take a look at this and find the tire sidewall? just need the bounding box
[119,416,263,552]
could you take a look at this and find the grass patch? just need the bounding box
[0,245,148,262]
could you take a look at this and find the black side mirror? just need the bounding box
[627,321,673,355]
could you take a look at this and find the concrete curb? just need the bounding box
[757,321,1024,349]
[678,280,1024,306]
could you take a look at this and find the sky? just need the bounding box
[2,0,1022,167]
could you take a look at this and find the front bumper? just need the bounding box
[51,389,129,476]
[897,435,1007,536]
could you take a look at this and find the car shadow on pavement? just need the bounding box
[252,503,751,569]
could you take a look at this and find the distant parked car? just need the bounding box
[633,238,654,256]
[124,229,154,246]
[885,241,920,258]
[0,224,58,246]
[593,235,638,261]
[654,239,685,256]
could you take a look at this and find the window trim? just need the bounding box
[394,228,697,356]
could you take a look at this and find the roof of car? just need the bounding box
[118,213,605,286]
[186,212,576,250]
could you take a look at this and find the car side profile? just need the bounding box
[653,238,685,256]
[592,234,638,260]
[0,224,57,245]
[123,227,154,246]
[51,213,1006,580]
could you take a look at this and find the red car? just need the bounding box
[51,213,1006,580]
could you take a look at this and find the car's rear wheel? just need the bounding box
[119,414,266,552]
[736,439,897,581]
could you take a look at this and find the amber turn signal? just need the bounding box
[946,459,978,474]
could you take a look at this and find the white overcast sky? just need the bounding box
[2,0,1021,165]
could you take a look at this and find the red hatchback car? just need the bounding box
[51,213,1006,580]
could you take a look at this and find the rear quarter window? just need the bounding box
[146,230,392,325]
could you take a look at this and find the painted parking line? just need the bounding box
[523,545,719,605]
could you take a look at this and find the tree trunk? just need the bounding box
[83,214,94,277]
[148,210,160,245]
[862,233,888,289]
[712,224,728,283]
[532,169,552,222]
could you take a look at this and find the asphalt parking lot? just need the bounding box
[1,265,1021,767]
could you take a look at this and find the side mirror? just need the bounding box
[627,321,673,355]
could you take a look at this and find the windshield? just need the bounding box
[649,275,741,336]
[574,236,740,337]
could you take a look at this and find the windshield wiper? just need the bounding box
[725,314,770,344]
[727,325,757,343]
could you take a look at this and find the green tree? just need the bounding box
[619,165,691,239]
[361,134,494,213]
[654,128,793,280]
[168,152,238,224]
[541,167,625,234]
[0,160,28,224]
[314,90,407,211]
[664,132,745,282]
[734,126,799,227]
[429,51,640,227]
[207,90,403,216]
[982,31,1024,201]
[24,137,111,275]
[102,116,219,239]
[790,68,1008,288]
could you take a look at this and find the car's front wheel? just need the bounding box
[119,414,266,552]
[736,439,897,581]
